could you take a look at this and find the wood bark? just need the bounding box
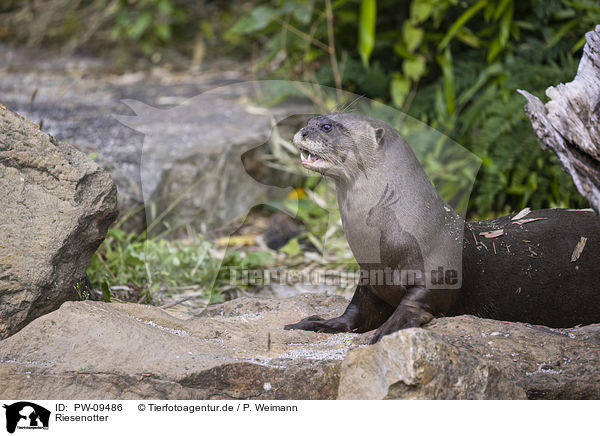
[457,208,600,327]
[518,25,600,213]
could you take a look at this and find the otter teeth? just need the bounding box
[300,150,320,162]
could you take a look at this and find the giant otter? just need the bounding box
[284,113,600,343]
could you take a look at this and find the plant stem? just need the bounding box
[325,0,343,102]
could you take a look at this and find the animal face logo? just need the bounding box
[3,402,50,433]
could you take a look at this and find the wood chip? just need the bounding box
[479,229,504,238]
[215,235,257,247]
[513,217,548,225]
[570,236,587,262]
[512,208,531,221]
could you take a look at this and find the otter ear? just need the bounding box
[361,123,385,148]
[375,127,385,147]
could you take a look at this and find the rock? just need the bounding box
[114,91,284,236]
[0,45,314,233]
[340,315,600,400]
[339,328,526,400]
[0,105,118,339]
[428,316,600,399]
[0,295,356,400]
[0,294,598,399]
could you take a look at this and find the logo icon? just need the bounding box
[3,402,50,434]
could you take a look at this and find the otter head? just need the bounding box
[293,113,385,180]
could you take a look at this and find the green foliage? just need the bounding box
[358,0,377,66]
[74,279,90,301]
[229,0,598,216]
[0,0,243,63]
[109,0,184,56]
[87,227,275,303]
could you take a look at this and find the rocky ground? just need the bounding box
[1,295,598,400]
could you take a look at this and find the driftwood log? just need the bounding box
[458,28,600,328]
[518,25,600,213]
[458,208,600,327]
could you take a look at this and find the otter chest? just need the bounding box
[338,193,382,265]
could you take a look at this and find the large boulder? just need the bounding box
[0,295,351,399]
[0,294,597,399]
[340,316,600,399]
[0,104,118,339]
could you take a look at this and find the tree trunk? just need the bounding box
[518,25,600,213]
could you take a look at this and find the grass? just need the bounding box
[86,185,355,308]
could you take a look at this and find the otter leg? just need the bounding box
[370,286,438,344]
[284,284,394,333]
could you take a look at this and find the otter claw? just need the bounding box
[369,309,433,344]
[284,315,324,330]
[284,316,351,333]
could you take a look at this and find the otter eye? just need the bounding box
[321,123,332,132]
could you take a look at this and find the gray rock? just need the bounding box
[339,328,527,399]
[114,91,284,235]
[340,315,600,399]
[0,295,355,399]
[0,294,598,399]
[0,45,313,233]
[0,104,118,339]
[427,316,600,399]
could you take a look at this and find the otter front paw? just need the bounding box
[370,309,433,344]
[284,315,352,333]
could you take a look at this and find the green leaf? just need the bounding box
[403,55,426,81]
[403,21,424,52]
[393,39,417,59]
[130,11,153,39]
[457,63,503,106]
[498,3,513,47]
[390,74,410,108]
[438,0,487,50]
[358,0,377,67]
[231,6,278,34]
[437,48,455,115]
[230,15,254,34]
[101,282,111,302]
[411,0,433,23]
[293,0,314,24]
[456,27,481,48]
[155,23,171,42]
[544,19,577,51]
[571,35,586,53]
[487,38,502,62]
[493,0,512,20]
[280,238,301,256]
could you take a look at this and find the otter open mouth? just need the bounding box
[298,147,327,169]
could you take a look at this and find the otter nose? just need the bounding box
[301,129,308,138]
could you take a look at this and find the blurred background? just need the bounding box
[1,0,598,307]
